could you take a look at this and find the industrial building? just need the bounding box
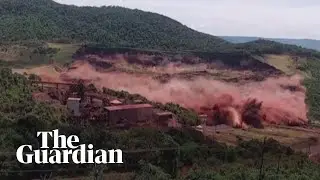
[154,111,173,126]
[65,96,173,127]
[105,104,153,126]
[33,81,180,128]
[67,97,81,116]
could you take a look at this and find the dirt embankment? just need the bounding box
[76,52,283,76]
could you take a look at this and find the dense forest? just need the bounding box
[221,36,320,51]
[1,0,320,60]
[0,0,228,51]
[302,60,320,122]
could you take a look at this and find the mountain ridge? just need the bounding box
[221,36,320,51]
[0,0,229,51]
[1,0,320,60]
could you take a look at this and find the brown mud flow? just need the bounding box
[19,60,307,128]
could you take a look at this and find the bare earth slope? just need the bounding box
[16,53,307,126]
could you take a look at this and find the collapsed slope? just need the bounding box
[19,56,308,127]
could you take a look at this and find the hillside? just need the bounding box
[221,36,320,51]
[1,1,320,179]
[0,0,229,51]
[1,0,320,125]
[1,0,320,58]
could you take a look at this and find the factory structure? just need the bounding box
[31,80,180,129]
[105,104,153,126]
[66,96,176,128]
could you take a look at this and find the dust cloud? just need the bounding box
[27,61,308,127]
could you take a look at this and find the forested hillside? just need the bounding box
[1,0,320,59]
[234,39,320,59]
[0,0,228,51]
[222,36,320,51]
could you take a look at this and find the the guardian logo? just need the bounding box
[16,129,123,164]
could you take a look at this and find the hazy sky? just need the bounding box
[54,0,320,39]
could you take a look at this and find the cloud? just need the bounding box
[54,0,320,39]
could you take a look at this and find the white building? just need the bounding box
[67,97,81,116]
